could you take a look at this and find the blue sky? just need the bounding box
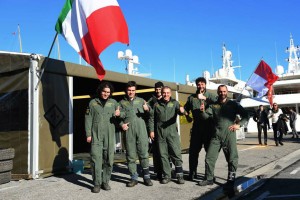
[1,0,300,84]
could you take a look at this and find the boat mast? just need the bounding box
[286,34,300,74]
[18,24,22,53]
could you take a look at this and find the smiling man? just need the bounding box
[198,85,249,198]
[119,81,153,187]
[149,86,186,185]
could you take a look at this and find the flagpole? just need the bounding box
[18,24,22,53]
[35,32,58,90]
[236,58,263,101]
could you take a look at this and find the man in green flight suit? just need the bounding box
[147,81,164,181]
[198,85,249,198]
[149,86,185,184]
[119,81,153,187]
[85,82,121,193]
[184,77,216,181]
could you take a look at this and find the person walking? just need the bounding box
[85,82,121,193]
[119,81,153,187]
[268,103,284,146]
[288,107,299,138]
[147,81,164,181]
[149,86,185,184]
[253,105,269,145]
[184,77,216,181]
[198,85,249,198]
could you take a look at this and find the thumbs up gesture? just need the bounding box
[115,106,120,117]
[198,92,206,100]
[143,101,149,111]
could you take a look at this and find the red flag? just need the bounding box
[246,60,279,97]
[55,0,129,80]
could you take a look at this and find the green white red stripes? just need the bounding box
[55,0,129,80]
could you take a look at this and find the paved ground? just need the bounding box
[0,132,299,200]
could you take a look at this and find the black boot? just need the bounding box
[92,185,101,193]
[175,165,184,183]
[188,171,197,181]
[223,172,236,198]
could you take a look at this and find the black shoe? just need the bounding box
[101,183,111,191]
[264,142,267,145]
[223,181,235,198]
[291,135,295,139]
[144,178,153,186]
[126,179,138,187]
[177,177,185,184]
[156,173,163,181]
[187,173,197,181]
[259,142,262,145]
[92,185,101,193]
[279,141,284,146]
[275,142,279,146]
[198,179,213,186]
[160,177,171,184]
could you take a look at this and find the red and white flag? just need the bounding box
[55,0,129,80]
[246,60,279,98]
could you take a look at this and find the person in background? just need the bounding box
[253,105,269,145]
[149,86,186,184]
[85,81,121,193]
[147,81,164,181]
[119,81,153,187]
[277,113,289,141]
[184,77,216,181]
[288,107,299,138]
[198,85,249,198]
[268,103,284,146]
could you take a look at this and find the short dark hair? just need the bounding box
[217,84,227,91]
[126,81,137,89]
[154,81,164,88]
[195,77,207,85]
[96,81,114,97]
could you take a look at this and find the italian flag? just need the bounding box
[246,60,279,98]
[55,0,129,80]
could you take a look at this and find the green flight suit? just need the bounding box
[149,98,184,179]
[119,96,150,180]
[148,95,166,179]
[85,98,119,186]
[184,91,216,176]
[200,99,249,181]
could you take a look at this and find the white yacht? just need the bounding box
[240,34,300,132]
[186,44,252,98]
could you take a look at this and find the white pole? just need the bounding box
[18,24,22,53]
[68,76,74,170]
[56,36,61,60]
[29,54,40,178]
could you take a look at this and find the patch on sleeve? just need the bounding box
[85,108,90,115]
